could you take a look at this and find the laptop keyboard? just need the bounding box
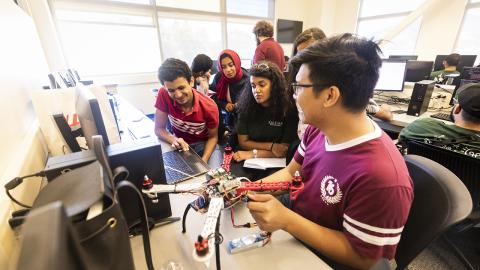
[163,151,198,183]
[430,112,451,121]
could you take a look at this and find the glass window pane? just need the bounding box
[158,14,222,65]
[155,0,220,12]
[57,22,161,76]
[105,0,150,4]
[357,16,404,40]
[455,7,480,65]
[360,0,425,17]
[56,10,153,25]
[357,16,422,57]
[226,0,273,17]
[227,19,257,67]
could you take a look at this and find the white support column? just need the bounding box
[24,0,68,72]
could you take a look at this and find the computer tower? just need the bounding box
[44,138,172,227]
[407,80,435,116]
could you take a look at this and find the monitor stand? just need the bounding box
[129,216,181,236]
[53,113,83,152]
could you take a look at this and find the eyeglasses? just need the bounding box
[251,63,270,71]
[291,82,329,98]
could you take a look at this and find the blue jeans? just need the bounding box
[190,141,223,168]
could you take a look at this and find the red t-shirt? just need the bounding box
[253,37,285,71]
[293,121,413,260]
[154,87,219,144]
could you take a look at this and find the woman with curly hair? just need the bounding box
[232,61,298,162]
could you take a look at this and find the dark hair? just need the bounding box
[445,53,461,67]
[220,53,232,63]
[290,33,382,113]
[158,58,192,84]
[191,54,213,78]
[237,61,292,119]
[461,109,480,124]
[292,27,326,57]
[253,20,274,37]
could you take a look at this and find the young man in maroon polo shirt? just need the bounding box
[247,34,413,269]
[154,58,220,163]
[252,20,285,71]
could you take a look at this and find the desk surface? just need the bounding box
[130,181,332,270]
[114,95,332,269]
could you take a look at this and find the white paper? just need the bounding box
[243,158,286,170]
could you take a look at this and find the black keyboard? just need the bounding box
[430,112,451,121]
[162,151,199,184]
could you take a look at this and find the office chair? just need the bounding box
[406,140,480,270]
[395,155,473,270]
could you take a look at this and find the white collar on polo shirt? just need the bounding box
[325,119,382,152]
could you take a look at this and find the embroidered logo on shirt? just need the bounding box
[268,120,283,127]
[320,175,343,205]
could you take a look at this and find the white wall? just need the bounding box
[0,1,50,268]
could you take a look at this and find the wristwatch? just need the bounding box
[253,149,258,158]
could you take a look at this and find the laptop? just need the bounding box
[162,148,210,184]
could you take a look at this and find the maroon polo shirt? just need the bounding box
[253,37,285,70]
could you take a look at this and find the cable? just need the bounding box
[4,171,45,208]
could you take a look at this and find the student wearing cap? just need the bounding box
[399,83,480,151]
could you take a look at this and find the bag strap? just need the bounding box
[116,181,154,270]
[92,136,116,199]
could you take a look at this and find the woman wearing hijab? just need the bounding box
[210,49,249,131]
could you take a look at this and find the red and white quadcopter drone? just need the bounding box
[141,146,304,269]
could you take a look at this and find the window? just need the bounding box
[158,14,223,65]
[227,18,258,64]
[156,0,220,12]
[455,1,480,65]
[50,0,274,78]
[356,0,424,57]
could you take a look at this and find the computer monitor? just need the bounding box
[433,54,477,71]
[374,59,408,92]
[405,61,434,82]
[389,55,418,61]
[449,67,480,105]
[277,19,303,43]
[44,138,173,228]
[75,86,120,149]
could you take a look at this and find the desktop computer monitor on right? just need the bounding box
[405,61,434,82]
[374,59,408,92]
[389,55,418,61]
[433,54,477,71]
[449,66,480,105]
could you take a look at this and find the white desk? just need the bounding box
[114,95,332,269]
[130,184,332,270]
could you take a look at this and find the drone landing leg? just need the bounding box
[215,212,221,270]
[181,204,192,233]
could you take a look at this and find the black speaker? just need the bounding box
[407,80,435,116]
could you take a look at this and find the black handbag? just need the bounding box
[30,135,154,270]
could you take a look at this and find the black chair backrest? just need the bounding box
[407,140,480,208]
[15,202,90,270]
[395,155,472,268]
